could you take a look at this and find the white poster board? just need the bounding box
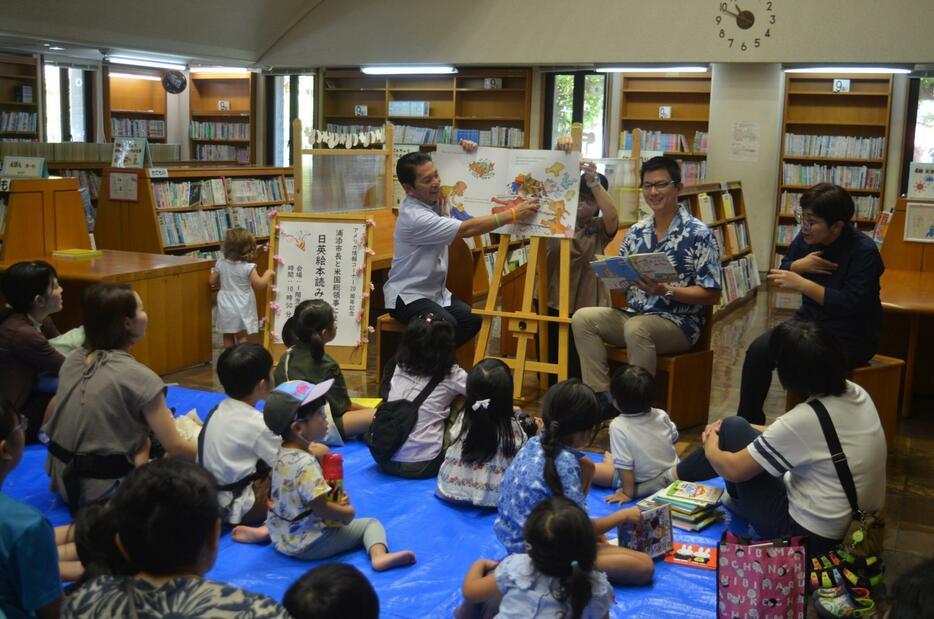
[108,171,139,202]
[904,202,934,244]
[433,144,581,238]
[907,162,934,199]
[266,213,374,369]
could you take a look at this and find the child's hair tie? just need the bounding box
[472,398,491,412]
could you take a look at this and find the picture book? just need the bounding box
[589,253,679,288]
[661,480,724,506]
[50,248,102,260]
[664,543,718,570]
[671,509,724,532]
[697,192,716,224]
[616,503,673,559]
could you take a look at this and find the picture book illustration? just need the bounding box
[590,253,679,288]
[904,202,934,243]
[433,144,581,238]
[664,543,718,570]
[616,503,673,559]
[907,162,934,199]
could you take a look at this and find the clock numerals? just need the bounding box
[716,0,774,52]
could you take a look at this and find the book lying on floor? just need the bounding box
[671,509,723,531]
[664,543,718,570]
[616,503,673,559]
[660,480,724,507]
[589,253,679,288]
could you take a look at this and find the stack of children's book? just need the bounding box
[637,481,724,532]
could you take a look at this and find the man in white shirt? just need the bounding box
[385,146,540,348]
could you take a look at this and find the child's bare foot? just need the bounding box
[371,549,416,571]
[231,525,270,544]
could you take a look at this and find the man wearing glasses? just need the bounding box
[737,183,884,424]
[572,156,722,410]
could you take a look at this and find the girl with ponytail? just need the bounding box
[494,380,655,586]
[273,299,375,441]
[461,497,614,619]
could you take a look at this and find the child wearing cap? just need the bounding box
[264,379,416,571]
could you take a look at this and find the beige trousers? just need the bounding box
[571,307,690,391]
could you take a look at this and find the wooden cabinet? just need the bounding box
[619,71,711,183]
[0,54,41,142]
[322,68,531,148]
[771,73,893,268]
[189,73,256,164]
[103,67,167,143]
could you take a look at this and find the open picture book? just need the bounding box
[589,253,679,289]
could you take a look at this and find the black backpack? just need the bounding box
[366,374,443,465]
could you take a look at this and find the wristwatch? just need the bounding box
[663,286,675,302]
[586,177,601,189]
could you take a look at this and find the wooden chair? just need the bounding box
[605,306,715,430]
[375,238,475,382]
[785,354,904,451]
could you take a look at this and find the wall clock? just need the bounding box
[716,1,776,52]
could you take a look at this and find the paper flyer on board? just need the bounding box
[433,144,581,238]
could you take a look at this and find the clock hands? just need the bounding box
[720,5,740,18]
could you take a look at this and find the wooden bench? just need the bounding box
[375,238,475,383]
[605,306,714,430]
[785,354,904,450]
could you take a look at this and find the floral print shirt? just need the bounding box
[620,205,722,345]
[267,446,332,556]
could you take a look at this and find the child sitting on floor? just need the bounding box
[283,563,379,619]
[495,380,654,585]
[436,358,538,507]
[274,299,375,442]
[592,364,679,503]
[263,380,416,571]
[379,313,468,479]
[460,496,615,619]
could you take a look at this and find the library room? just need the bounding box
[1,1,932,617]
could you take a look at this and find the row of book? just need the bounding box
[111,119,165,139]
[391,124,455,145]
[388,100,430,117]
[784,133,885,159]
[782,163,881,189]
[680,160,707,184]
[53,169,102,200]
[637,481,725,532]
[325,123,384,136]
[228,178,285,203]
[0,142,181,162]
[781,191,879,221]
[158,204,291,247]
[194,144,250,163]
[153,177,287,209]
[0,111,37,133]
[776,223,802,244]
[190,121,250,140]
[619,130,709,154]
[483,245,529,282]
[455,127,526,148]
[725,221,749,253]
[716,254,761,311]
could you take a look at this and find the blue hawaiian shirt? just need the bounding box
[494,435,587,554]
[620,206,722,345]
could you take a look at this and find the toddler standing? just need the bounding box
[210,227,274,348]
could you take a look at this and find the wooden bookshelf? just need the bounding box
[0,54,41,142]
[771,73,893,269]
[95,166,294,257]
[189,73,256,164]
[321,68,531,148]
[619,72,711,183]
[103,67,167,143]
[606,180,758,319]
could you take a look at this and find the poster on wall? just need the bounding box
[904,202,934,244]
[906,162,934,199]
[108,171,139,202]
[433,144,581,238]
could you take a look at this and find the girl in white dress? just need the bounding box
[210,227,274,348]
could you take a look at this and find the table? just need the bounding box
[880,269,934,417]
[0,250,213,375]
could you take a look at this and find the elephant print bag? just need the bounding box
[716,531,806,619]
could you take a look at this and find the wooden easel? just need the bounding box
[472,124,583,401]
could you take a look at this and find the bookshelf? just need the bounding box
[95,167,294,257]
[322,68,531,148]
[771,73,893,269]
[189,73,256,164]
[103,68,167,143]
[618,71,711,184]
[0,54,41,142]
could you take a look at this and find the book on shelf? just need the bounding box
[51,248,102,259]
[696,192,716,224]
[871,209,893,248]
[776,224,801,245]
[0,111,38,133]
[620,130,689,153]
[782,163,881,189]
[721,192,736,218]
[784,133,885,159]
[716,254,760,310]
[615,503,673,559]
[158,203,293,248]
[590,253,678,288]
[712,227,726,259]
[388,100,430,117]
[194,143,249,163]
[190,120,250,140]
[692,131,709,153]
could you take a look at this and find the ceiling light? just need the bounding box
[783,66,911,74]
[48,46,66,51]
[108,56,186,71]
[109,72,161,81]
[361,65,457,75]
[596,66,708,73]
[189,67,250,75]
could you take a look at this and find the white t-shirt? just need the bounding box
[747,381,887,540]
[199,398,280,524]
[388,364,468,463]
[609,407,679,483]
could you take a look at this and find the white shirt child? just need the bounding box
[609,407,679,487]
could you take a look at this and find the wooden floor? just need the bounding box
[164,288,934,594]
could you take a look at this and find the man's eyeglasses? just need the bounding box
[792,205,824,231]
[642,181,675,191]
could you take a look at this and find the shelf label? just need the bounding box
[0,178,11,192]
[0,156,48,179]
[148,167,169,178]
[720,181,729,192]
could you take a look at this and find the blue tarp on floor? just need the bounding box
[7,386,750,618]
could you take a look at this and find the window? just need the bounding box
[543,71,607,158]
[43,63,94,142]
[901,77,934,193]
[267,74,315,166]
